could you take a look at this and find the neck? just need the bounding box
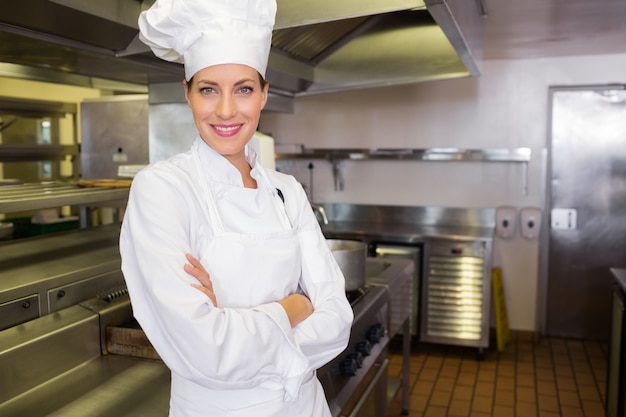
[225,153,257,189]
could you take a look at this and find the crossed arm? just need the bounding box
[183,253,313,327]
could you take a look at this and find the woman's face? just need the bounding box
[184,64,268,162]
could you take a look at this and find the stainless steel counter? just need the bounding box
[0,225,124,330]
[319,203,495,354]
[323,221,495,243]
[318,203,495,244]
[0,182,129,213]
[1,351,170,417]
[0,280,170,417]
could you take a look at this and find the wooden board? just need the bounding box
[106,325,160,360]
[73,179,132,188]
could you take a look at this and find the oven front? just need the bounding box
[318,285,390,417]
[337,349,389,417]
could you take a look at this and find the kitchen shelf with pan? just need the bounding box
[276,147,532,194]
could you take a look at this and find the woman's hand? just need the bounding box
[278,293,314,328]
[184,253,217,306]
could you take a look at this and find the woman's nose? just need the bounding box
[216,95,236,118]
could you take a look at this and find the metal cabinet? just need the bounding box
[420,239,492,353]
[0,225,123,330]
[47,271,126,313]
[0,294,40,331]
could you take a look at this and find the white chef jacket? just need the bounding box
[120,137,353,417]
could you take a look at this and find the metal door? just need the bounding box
[545,85,626,339]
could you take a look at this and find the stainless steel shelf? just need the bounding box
[277,147,532,195]
[0,144,79,162]
[276,147,531,162]
[0,182,129,213]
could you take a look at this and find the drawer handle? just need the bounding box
[22,301,31,309]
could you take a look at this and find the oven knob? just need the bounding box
[366,323,385,344]
[340,357,359,376]
[348,352,364,368]
[356,340,371,356]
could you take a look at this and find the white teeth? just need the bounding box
[214,125,240,132]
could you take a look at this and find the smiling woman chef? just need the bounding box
[119,0,353,416]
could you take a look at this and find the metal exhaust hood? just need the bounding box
[0,0,482,99]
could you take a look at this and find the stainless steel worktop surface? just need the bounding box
[322,221,495,243]
[317,204,495,243]
[0,225,121,299]
[0,291,170,417]
[0,225,125,329]
[0,354,170,417]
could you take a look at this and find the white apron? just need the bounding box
[167,149,331,417]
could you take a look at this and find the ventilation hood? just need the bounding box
[0,0,482,98]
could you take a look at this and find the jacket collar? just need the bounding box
[195,136,261,186]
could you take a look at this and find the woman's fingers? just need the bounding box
[186,253,208,274]
[184,254,217,305]
[184,254,212,288]
[191,284,217,306]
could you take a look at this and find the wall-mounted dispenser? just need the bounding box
[495,206,517,239]
[520,207,542,239]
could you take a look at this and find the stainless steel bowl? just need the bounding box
[327,239,367,291]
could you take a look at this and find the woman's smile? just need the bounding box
[212,123,244,137]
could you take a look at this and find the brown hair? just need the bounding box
[186,72,268,92]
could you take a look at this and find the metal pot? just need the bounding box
[327,239,367,291]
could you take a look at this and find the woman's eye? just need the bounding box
[199,87,214,94]
[239,86,253,94]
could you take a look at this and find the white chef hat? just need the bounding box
[138,0,276,80]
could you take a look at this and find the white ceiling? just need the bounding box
[481,0,626,59]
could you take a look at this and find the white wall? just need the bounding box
[259,53,626,332]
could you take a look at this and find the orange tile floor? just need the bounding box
[387,331,608,417]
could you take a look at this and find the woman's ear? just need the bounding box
[182,79,191,106]
[260,81,269,109]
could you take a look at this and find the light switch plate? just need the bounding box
[551,208,577,230]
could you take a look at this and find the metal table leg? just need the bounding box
[401,318,410,415]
